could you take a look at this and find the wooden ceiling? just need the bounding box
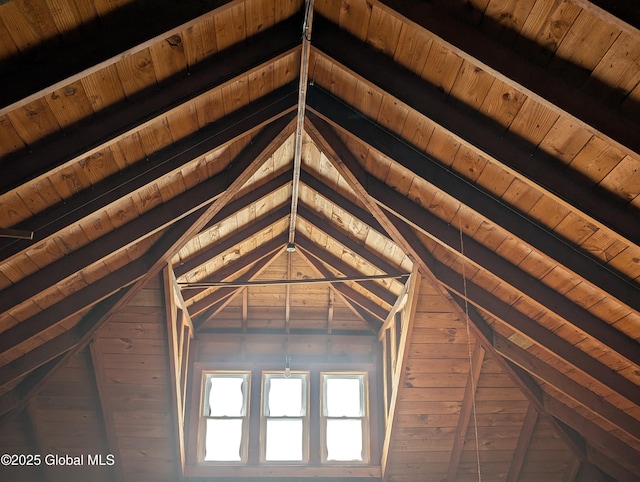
[0,0,639,481]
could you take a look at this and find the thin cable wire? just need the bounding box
[459,219,482,482]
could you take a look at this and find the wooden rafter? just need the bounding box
[0,115,291,324]
[184,236,286,314]
[445,342,485,482]
[295,248,380,332]
[375,1,639,155]
[506,404,539,482]
[193,246,286,330]
[306,88,640,314]
[0,86,297,262]
[312,13,640,244]
[493,332,640,443]
[363,171,640,366]
[296,234,397,306]
[175,204,291,278]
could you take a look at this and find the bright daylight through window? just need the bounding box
[202,372,249,462]
[200,370,368,465]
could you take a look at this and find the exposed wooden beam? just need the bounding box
[307,88,640,314]
[297,204,403,278]
[184,235,286,313]
[312,12,640,247]
[0,13,301,193]
[89,339,125,482]
[1,1,298,112]
[362,162,640,366]
[493,332,640,444]
[506,404,538,482]
[0,114,295,322]
[295,248,380,331]
[298,170,385,235]
[0,85,297,262]
[371,2,639,154]
[452,298,640,480]
[199,170,292,233]
[163,267,186,477]
[446,342,485,482]
[544,395,640,476]
[296,234,397,306]
[300,250,388,323]
[380,268,421,481]
[175,204,291,278]
[193,247,285,329]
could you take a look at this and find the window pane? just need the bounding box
[326,377,362,417]
[267,377,304,416]
[204,419,243,461]
[208,376,245,416]
[326,419,363,461]
[265,419,303,461]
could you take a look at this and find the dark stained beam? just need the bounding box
[295,234,397,306]
[545,395,640,477]
[372,2,639,153]
[440,265,640,406]
[298,170,386,235]
[175,204,291,279]
[447,295,637,481]
[0,13,302,193]
[0,84,298,262]
[363,161,640,366]
[493,333,640,444]
[0,115,296,357]
[199,170,293,233]
[307,87,640,314]
[312,13,640,244]
[1,1,295,110]
[297,205,403,278]
[0,113,296,317]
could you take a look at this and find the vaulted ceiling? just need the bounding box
[0,0,638,481]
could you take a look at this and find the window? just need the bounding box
[321,373,368,463]
[201,372,250,462]
[194,366,373,472]
[262,372,309,462]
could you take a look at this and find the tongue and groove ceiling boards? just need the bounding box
[0,0,638,481]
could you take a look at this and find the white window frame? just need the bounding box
[260,371,310,463]
[320,372,370,464]
[200,371,251,464]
